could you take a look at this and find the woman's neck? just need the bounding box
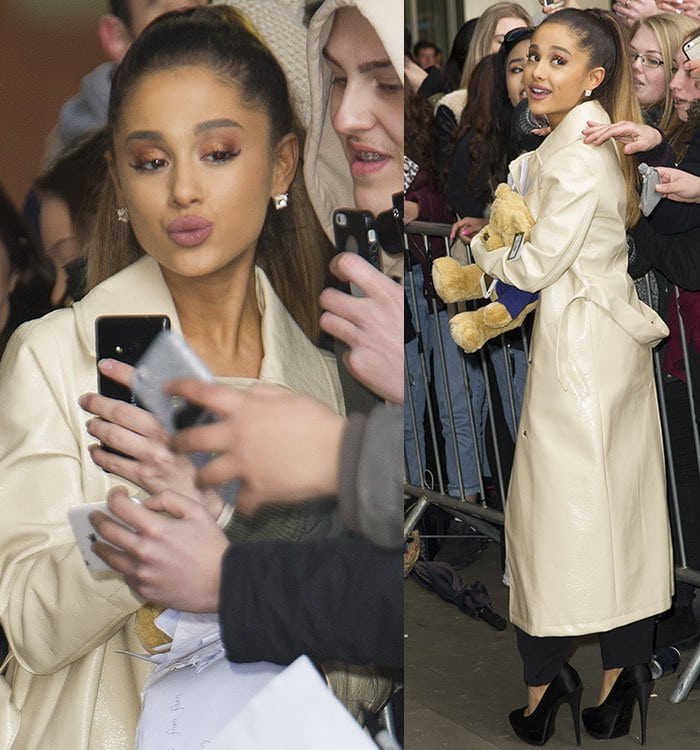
[161,260,263,378]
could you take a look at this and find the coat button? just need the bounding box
[522,429,527,437]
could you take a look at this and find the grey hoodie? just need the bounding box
[304,0,402,252]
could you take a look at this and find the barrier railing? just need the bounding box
[404,220,700,703]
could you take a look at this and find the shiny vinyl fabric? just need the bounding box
[471,101,674,637]
[0,256,343,749]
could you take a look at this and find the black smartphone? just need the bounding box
[332,208,382,272]
[95,315,171,405]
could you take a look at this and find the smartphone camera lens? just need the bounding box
[335,213,348,227]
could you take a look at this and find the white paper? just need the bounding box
[132,609,284,749]
[209,656,377,750]
[136,657,284,749]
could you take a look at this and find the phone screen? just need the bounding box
[95,315,171,404]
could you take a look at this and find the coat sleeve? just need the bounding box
[0,321,142,675]
[630,216,700,291]
[337,404,403,551]
[219,537,402,670]
[646,130,700,235]
[471,150,599,293]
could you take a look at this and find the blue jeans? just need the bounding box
[404,266,486,497]
[487,338,528,440]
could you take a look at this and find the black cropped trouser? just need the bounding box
[515,617,654,686]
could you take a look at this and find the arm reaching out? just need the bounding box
[655,166,700,203]
[581,120,662,155]
[168,382,344,515]
[320,252,403,404]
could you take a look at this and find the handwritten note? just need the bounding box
[136,657,284,749]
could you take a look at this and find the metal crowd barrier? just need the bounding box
[403,220,700,703]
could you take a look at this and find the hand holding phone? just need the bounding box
[95,315,171,404]
[132,332,240,505]
[68,499,139,574]
[333,208,382,272]
[683,31,700,62]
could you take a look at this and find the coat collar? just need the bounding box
[509,100,611,189]
[72,255,340,407]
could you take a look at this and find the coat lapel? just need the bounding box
[72,255,342,412]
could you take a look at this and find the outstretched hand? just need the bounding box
[320,252,403,404]
[654,166,700,203]
[168,381,345,515]
[90,486,228,612]
[611,0,657,26]
[540,0,580,16]
[449,216,488,242]
[581,120,662,155]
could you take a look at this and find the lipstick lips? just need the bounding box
[528,85,551,101]
[167,216,212,247]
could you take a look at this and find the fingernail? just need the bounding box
[98,358,113,371]
[78,394,88,407]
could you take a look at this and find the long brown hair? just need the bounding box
[86,5,330,343]
[542,9,643,227]
[450,54,513,201]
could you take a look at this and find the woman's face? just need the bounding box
[670,46,700,121]
[524,23,604,129]
[630,26,667,108]
[0,241,17,334]
[324,7,403,217]
[39,194,79,306]
[505,38,530,107]
[492,17,528,53]
[109,65,296,282]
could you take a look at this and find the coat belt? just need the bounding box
[555,286,669,391]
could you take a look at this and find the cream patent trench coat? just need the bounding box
[471,100,674,637]
[0,255,343,750]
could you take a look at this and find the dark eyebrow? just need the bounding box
[125,130,162,143]
[322,47,394,75]
[125,119,243,143]
[194,118,243,134]
[528,43,571,55]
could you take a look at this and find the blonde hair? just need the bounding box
[85,6,331,343]
[460,3,531,88]
[631,13,699,155]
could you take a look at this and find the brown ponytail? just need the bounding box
[542,9,643,227]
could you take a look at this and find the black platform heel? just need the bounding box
[582,664,653,745]
[509,662,583,746]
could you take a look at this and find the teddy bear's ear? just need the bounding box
[495,183,510,198]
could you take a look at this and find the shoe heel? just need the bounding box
[635,680,652,746]
[569,686,582,746]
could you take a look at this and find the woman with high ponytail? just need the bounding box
[467,9,673,745]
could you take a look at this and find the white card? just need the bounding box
[67,500,137,574]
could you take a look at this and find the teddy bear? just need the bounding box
[431,183,539,353]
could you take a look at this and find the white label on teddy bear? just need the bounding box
[480,273,498,298]
[507,231,525,261]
